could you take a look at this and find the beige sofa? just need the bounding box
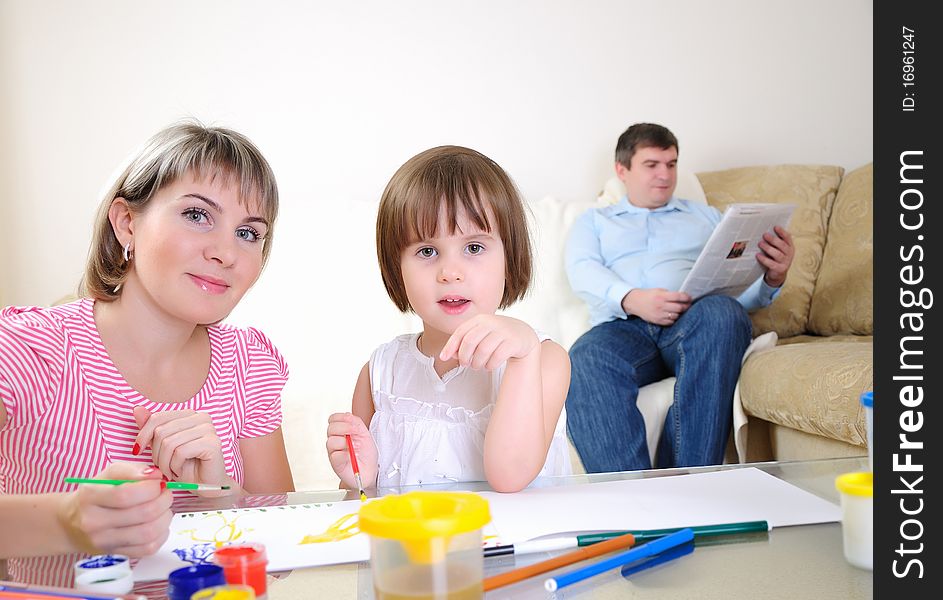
[698,163,873,462]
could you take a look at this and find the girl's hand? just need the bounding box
[58,461,172,557]
[326,412,378,490]
[440,314,539,370]
[132,406,229,492]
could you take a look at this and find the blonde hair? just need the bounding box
[376,145,533,313]
[82,120,279,301]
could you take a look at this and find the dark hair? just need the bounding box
[615,123,679,168]
[376,145,533,313]
[83,120,279,301]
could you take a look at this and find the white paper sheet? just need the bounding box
[480,468,840,543]
[133,467,839,582]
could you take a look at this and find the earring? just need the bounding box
[123,242,133,263]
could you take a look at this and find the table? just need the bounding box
[1,458,866,598]
[260,456,872,599]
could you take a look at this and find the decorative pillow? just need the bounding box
[808,163,873,335]
[696,165,844,338]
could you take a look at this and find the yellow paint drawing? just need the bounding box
[179,512,252,547]
[299,511,360,544]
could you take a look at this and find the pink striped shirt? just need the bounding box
[0,297,288,587]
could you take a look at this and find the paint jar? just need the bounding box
[835,472,873,570]
[190,584,256,600]
[214,543,268,599]
[167,564,227,600]
[860,391,873,471]
[73,554,134,595]
[359,491,491,600]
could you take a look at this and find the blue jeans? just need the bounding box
[566,295,752,472]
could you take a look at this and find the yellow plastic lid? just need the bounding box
[835,472,873,497]
[189,584,255,599]
[358,491,491,540]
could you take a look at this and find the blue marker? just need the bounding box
[544,527,694,592]
[620,540,694,577]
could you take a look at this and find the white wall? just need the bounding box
[0,0,873,488]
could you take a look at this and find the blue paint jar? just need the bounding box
[167,564,228,600]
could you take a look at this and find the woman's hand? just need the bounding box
[58,461,171,557]
[441,314,540,370]
[133,406,230,493]
[326,412,378,490]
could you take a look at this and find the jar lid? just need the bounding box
[73,554,133,595]
[190,585,256,600]
[74,554,131,577]
[835,471,873,497]
[167,564,226,600]
[214,543,267,565]
[359,491,490,540]
[860,391,873,408]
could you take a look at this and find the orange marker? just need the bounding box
[345,434,367,501]
[483,532,636,591]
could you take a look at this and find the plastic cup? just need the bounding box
[214,543,268,599]
[167,564,227,600]
[190,584,256,600]
[835,472,873,570]
[860,391,873,471]
[359,491,491,600]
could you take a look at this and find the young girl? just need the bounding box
[327,146,571,494]
[0,122,294,584]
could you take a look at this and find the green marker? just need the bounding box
[65,477,231,491]
[576,520,769,546]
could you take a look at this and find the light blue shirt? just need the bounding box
[565,196,780,327]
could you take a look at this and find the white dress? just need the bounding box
[368,332,572,487]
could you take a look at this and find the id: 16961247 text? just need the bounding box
[902,26,915,112]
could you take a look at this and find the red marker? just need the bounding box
[345,434,367,502]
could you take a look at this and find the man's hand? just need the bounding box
[758,226,795,287]
[622,289,692,326]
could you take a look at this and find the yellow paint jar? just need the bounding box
[835,471,873,570]
[359,491,491,599]
[189,584,256,599]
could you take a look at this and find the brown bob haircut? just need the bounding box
[82,120,279,301]
[615,122,679,169]
[376,145,533,313]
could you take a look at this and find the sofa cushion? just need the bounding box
[739,340,872,447]
[697,165,844,338]
[778,334,873,346]
[808,163,873,335]
[506,196,597,350]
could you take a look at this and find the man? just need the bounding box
[564,123,795,472]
